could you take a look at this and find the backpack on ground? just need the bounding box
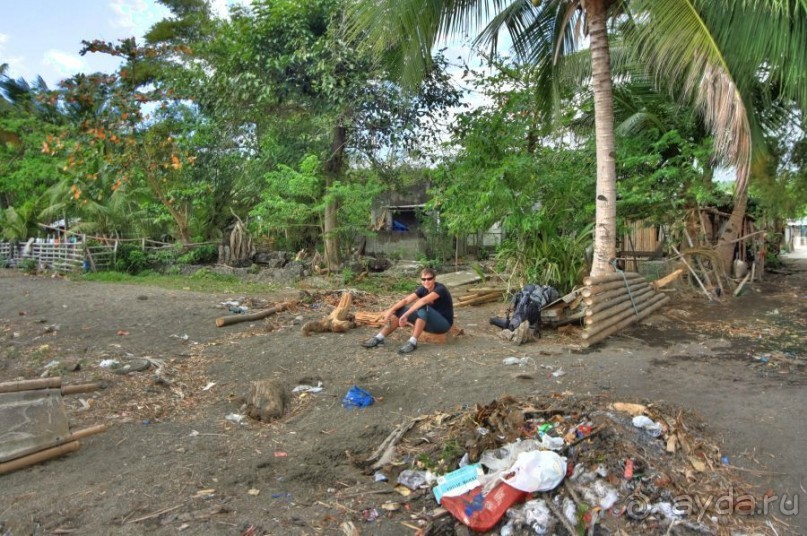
[490,284,560,337]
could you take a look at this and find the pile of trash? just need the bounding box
[354,394,774,535]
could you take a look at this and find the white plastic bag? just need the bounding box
[501,450,567,492]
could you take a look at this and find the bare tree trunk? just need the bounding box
[587,0,618,277]
[716,184,748,272]
[323,124,346,270]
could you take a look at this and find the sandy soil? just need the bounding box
[0,258,805,536]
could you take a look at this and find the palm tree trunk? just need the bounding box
[587,0,618,277]
[323,124,346,270]
[716,175,748,272]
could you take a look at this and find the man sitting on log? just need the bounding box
[361,268,454,354]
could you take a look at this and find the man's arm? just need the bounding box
[383,292,419,323]
[395,291,441,325]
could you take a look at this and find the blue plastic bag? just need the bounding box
[342,385,374,409]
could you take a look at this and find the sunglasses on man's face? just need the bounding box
[421,276,434,281]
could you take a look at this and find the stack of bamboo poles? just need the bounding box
[455,288,504,307]
[580,271,678,348]
[0,377,106,475]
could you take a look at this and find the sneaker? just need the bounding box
[398,341,417,354]
[498,329,515,342]
[361,336,384,348]
[511,321,531,346]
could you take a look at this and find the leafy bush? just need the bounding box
[177,244,218,265]
[19,258,38,274]
[114,244,149,274]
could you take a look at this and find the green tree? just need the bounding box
[349,0,807,276]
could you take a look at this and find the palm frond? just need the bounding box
[625,0,751,194]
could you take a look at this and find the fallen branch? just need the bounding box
[543,492,579,535]
[733,271,752,297]
[367,419,420,470]
[125,504,182,524]
[215,301,294,328]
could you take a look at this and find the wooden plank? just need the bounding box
[437,271,482,288]
[0,388,70,463]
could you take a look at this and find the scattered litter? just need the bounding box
[362,508,379,522]
[99,359,120,369]
[43,324,60,333]
[397,469,429,490]
[632,415,664,437]
[343,394,767,534]
[500,450,566,492]
[551,368,566,378]
[247,488,260,496]
[292,381,324,394]
[433,464,482,504]
[342,385,374,409]
[201,382,216,391]
[171,333,190,341]
[225,413,245,424]
[503,357,531,366]
[274,451,288,457]
[374,471,388,482]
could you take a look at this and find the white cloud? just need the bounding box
[210,0,253,20]
[108,0,170,36]
[43,49,86,77]
[0,33,31,81]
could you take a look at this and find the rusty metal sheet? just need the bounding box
[0,388,70,462]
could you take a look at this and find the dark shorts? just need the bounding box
[394,305,451,334]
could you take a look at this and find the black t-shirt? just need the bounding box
[415,282,454,325]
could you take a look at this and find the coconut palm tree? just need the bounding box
[348,0,807,276]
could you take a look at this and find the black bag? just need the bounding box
[490,284,560,336]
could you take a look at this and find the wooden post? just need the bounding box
[0,441,80,476]
[0,377,62,394]
[61,382,103,396]
[216,302,294,327]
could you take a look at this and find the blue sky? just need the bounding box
[0,0,245,88]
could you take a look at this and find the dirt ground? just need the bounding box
[0,257,805,536]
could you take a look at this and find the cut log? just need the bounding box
[419,325,464,345]
[582,277,649,298]
[650,268,685,291]
[301,292,356,336]
[583,293,667,336]
[216,301,294,327]
[244,379,288,422]
[581,295,670,347]
[583,272,642,286]
[586,287,654,315]
[0,377,62,394]
[456,293,502,307]
[61,382,103,396]
[353,311,386,327]
[585,290,660,325]
[0,440,80,476]
[583,280,652,302]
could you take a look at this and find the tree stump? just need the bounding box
[301,292,356,336]
[244,379,288,422]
